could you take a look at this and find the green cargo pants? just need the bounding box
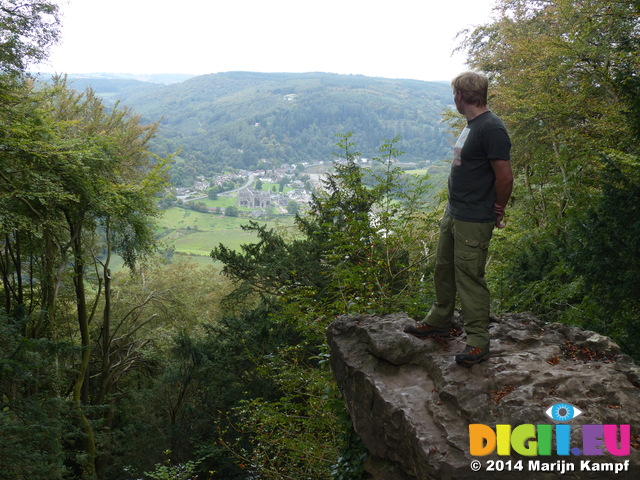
[425,213,494,350]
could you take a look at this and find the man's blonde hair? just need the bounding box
[451,71,488,107]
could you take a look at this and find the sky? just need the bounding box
[35,0,499,82]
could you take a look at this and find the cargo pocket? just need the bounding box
[455,231,490,278]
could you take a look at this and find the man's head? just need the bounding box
[451,71,488,108]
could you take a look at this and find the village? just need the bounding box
[171,162,327,216]
[167,152,425,218]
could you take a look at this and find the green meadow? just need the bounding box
[152,178,305,266]
[155,206,295,264]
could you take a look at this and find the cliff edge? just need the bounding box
[327,312,640,479]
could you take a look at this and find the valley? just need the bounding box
[63,72,455,269]
[154,158,445,267]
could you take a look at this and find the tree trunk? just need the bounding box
[1,234,11,314]
[36,227,58,338]
[69,219,97,479]
[95,225,112,480]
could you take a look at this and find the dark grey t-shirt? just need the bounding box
[446,111,511,223]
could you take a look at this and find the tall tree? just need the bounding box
[210,135,441,477]
[212,134,438,316]
[0,77,171,478]
[0,0,61,74]
[46,79,169,477]
[0,79,71,335]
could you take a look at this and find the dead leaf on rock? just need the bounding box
[491,385,516,404]
[546,355,559,366]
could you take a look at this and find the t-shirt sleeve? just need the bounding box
[484,124,511,161]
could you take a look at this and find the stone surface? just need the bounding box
[327,312,640,479]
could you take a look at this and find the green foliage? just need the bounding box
[210,134,442,478]
[308,133,438,315]
[225,205,239,217]
[286,200,300,215]
[330,427,368,480]
[0,0,61,74]
[213,133,440,317]
[207,187,218,200]
[0,73,175,478]
[565,156,640,355]
[5,2,640,476]
[221,344,342,480]
[144,452,206,480]
[489,228,582,319]
[0,313,75,479]
[462,0,639,227]
[491,156,640,361]
[82,275,307,479]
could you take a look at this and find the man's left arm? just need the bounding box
[491,159,514,228]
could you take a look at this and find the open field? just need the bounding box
[155,206,296,262]
[406,168,429,176]
[187,196,237,209]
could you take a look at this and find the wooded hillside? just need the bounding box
[67,72,455,185]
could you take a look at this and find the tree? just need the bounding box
[213,134,439,314]
[0,0,61,74]
[49,80,170,477]
[207,186,219,200]
[0,77,171,478]
[0,79,62,330]
[0,308,82,479]
[224,205,239,217]
[87,261,236,478]
[566,157,640,354]
[460,0,639,229]
[286,200,299,215]
[210,134,441,477]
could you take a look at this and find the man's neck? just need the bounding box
[463,104,490,121]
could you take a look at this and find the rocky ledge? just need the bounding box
[327,312,640,479]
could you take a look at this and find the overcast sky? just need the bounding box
[35,0,498,82]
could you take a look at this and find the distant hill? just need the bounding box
[66,72,196,86]
[66,72,455,186]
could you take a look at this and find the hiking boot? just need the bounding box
[404,322,451,339]
[455,345,490,366]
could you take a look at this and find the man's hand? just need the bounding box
[493,202,506,228]
[490,159,513,229]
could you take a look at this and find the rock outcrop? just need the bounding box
[327,312,640,479]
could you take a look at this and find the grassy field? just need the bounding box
[188,196,238,209]
[153,179,304,265]
[406,168,429,176]
[155,206,296,262]
[153,167,440,268]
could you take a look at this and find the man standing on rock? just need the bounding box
[406,71,513,366]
